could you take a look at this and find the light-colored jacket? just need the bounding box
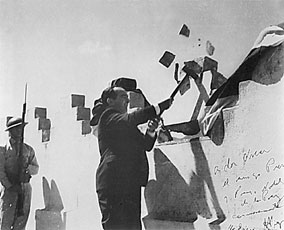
[0,139,39,189]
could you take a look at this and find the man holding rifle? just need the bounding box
[92,86,173,230]
[0,117,39,230]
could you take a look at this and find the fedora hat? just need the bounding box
[5,117,28,131]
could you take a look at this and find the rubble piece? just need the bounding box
[128,91,145,109]
[42,130,50,142]
[35,107,47,119]
[159,51,175,68]
[76,107,90,121]
[195,56,218,72]
[179,24,190,37]
[82,120,92,135]
[174,63,179,83]
[35,210,65,230]
[206,40,215,56]
[38,118,51,130]
[183,60,203,74]
[179,75,191,96]
[71,94,85,108]
[210,70,227,90]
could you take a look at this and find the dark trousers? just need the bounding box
[97,186,142,230]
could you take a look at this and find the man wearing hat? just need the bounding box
[0,117,39,230]
[91,86,173,230]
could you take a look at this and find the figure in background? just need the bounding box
[0,117,39,230]
[92,86,173,230]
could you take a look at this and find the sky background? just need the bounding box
[1,0,283,128]
[0,0,283,229]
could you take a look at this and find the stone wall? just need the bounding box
[143,79,284,229]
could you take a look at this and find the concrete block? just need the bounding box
[71,94,85,108]
[76,107,90,121]
[35,107,47,119]
[145,79,284,229]
[42,129,50,142]
[35,210,65,230]
[159,51,175,68]
[128,91,145,109]
[82,120,91,135]
[38,118,51,130]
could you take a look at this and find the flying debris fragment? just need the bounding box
[183,60,203,74]
[206,40,215,56]
[194,56,218,72]
[174,63,179,83]
[179,24,190,37]
[159,51,175,68]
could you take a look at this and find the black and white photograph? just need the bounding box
[0,0,283,229]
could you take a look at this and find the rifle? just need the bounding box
[16,83,28,217]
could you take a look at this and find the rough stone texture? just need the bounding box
[71,94,85,108]
[144,79,284,229]
[35,107,47,119]
[35,210,65,230]
[76,107,90,121]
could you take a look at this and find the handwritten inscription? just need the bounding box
[228,223,256,230]
[242,149,271,165]
[266,158,284,173]
[214,157,238,175]
[214,148,284,227]
[263,216,284,229]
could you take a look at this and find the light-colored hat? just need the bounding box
[5,117,28,131]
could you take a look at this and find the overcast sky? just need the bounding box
[0,0,283,129]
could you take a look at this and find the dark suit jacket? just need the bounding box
[96,106,157,194]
